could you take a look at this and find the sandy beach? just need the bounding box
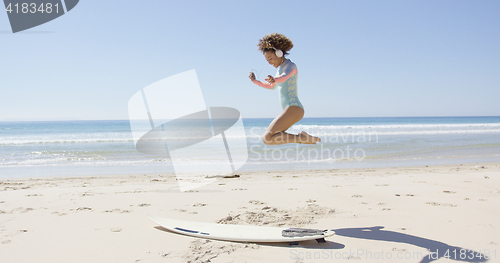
[1,162,499,263]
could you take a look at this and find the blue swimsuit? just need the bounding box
[252,59,304,110]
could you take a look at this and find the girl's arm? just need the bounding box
[249,72,276,90]
[249,63,297,89]
[252,79,276,90]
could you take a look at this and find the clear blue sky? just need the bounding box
[1,0,499,121]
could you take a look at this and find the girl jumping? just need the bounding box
[249,33,321,145]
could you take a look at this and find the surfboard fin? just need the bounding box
[315,238,327,243]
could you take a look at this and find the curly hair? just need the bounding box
[257,33,294,56]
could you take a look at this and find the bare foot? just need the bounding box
[298,131,321,144]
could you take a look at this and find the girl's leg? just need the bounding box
[263,106,321,145]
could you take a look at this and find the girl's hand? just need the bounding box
[249,72,256,81]
[265,75,275,84]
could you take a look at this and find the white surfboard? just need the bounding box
[149,215,334,244]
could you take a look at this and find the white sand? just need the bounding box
[1,163,499,263]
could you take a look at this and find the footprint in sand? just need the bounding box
[52,211,68,216]
[103,209,131,213]
[74,207,92,212]
[20,208,34,213]
[219,204,333,227]
[249,200,266,205]
[262,206,278,212]
[185,239,259,263]
[425,202,457,207]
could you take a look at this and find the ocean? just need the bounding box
[1,116,499,178]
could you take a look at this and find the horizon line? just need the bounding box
[1,115,500,122]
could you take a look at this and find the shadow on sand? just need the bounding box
[333,226,490,263]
